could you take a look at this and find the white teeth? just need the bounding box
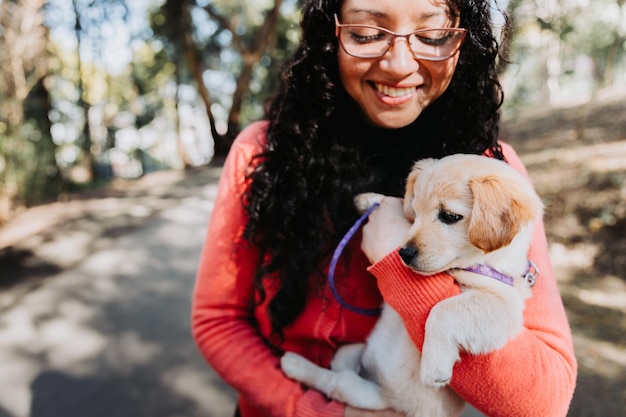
[375,83,414,97]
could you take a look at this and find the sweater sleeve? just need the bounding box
[191,122,343,417]
[368,145,577,417]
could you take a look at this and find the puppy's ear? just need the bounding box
[404,159,437,221]
[468,175,543,253]
[403,169,418,221]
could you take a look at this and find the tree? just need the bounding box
[503,0,626,110]
[562,0,626,89]
[0,0,62,222]
[66,0,129,180]
[153,0,299,157]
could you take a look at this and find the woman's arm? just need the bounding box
[363,148,577,417]
[191,122,344,417]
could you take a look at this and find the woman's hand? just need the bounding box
[360,196,410,264]
[345,405,405,417]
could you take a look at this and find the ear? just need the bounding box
[468,175,543,253]
[403,159,437,221]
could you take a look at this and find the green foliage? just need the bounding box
[128,43,176,130]
[502,0,626,112]
[0,0,64,214]
[239,11,301,124]
[151,0,301,131]
[0,121,63,207]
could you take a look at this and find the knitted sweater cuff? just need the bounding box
[294,390,343,417]
[367,251,460,346]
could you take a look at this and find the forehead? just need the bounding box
[409,159,473,209]
[413,175,470,202]
[410,179,473,219]
[341,0,453,21]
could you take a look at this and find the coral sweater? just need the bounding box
[192,121,577,417]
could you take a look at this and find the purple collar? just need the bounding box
[458,261,539,287]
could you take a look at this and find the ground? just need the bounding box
[500,91,626,416]
[1,91,625,416]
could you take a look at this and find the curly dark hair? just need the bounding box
[243,0,508,339]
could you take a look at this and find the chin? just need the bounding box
[367,111,422,129]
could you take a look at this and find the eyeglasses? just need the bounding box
[334,14,467,62]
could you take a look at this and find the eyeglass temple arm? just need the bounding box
[334,14,341,37]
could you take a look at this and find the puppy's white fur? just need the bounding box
[281,154,543,417]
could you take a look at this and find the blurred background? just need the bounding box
[0,0,625,416]
[1,0,624,216]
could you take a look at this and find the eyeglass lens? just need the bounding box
[338,25,465,60]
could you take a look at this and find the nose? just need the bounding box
[398,245,418,266]
[381,37,419,74]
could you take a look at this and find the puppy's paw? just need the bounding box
[354,193,385,213]
[281,352,316,381]
[420,344,459,388]
[330,343,365,371]
[421,361,453,388]
[281,352,337,399]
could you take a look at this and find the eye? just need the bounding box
[348,27,389,44]
[438,210,463,224]
[415,30,455,47]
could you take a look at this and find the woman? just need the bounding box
[192,0,577,416]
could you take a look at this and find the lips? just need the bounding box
[374,82,416,98]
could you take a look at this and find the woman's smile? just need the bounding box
[373,82,417,98]
[370,81,419,106]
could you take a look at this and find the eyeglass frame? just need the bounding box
[333,14,467,62]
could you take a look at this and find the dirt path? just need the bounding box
[0,166,239,417]
[0,166,223,311]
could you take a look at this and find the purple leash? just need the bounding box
[327,202,382,317]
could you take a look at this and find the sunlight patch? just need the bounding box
[41,319,107,367]
[162,366,236,414]
[574,333,626,380]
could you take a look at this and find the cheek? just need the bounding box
[338,52,368,93]
[425,56,459,93]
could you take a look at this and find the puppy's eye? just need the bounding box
[438,210,463,224]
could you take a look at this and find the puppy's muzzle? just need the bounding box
[399,246,419,266]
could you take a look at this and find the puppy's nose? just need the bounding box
[398,246,418,266]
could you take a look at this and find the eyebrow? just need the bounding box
[342,8,387,18]
[341,8,448,22]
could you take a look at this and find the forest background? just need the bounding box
[1,0,625,223]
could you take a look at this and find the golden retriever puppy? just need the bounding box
[281,154,543,417]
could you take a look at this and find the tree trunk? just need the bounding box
[222,0,284,154]
[162,0,285,157]
[72,0,96,182]
[175,62,193,169]
[197,0,284,157]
